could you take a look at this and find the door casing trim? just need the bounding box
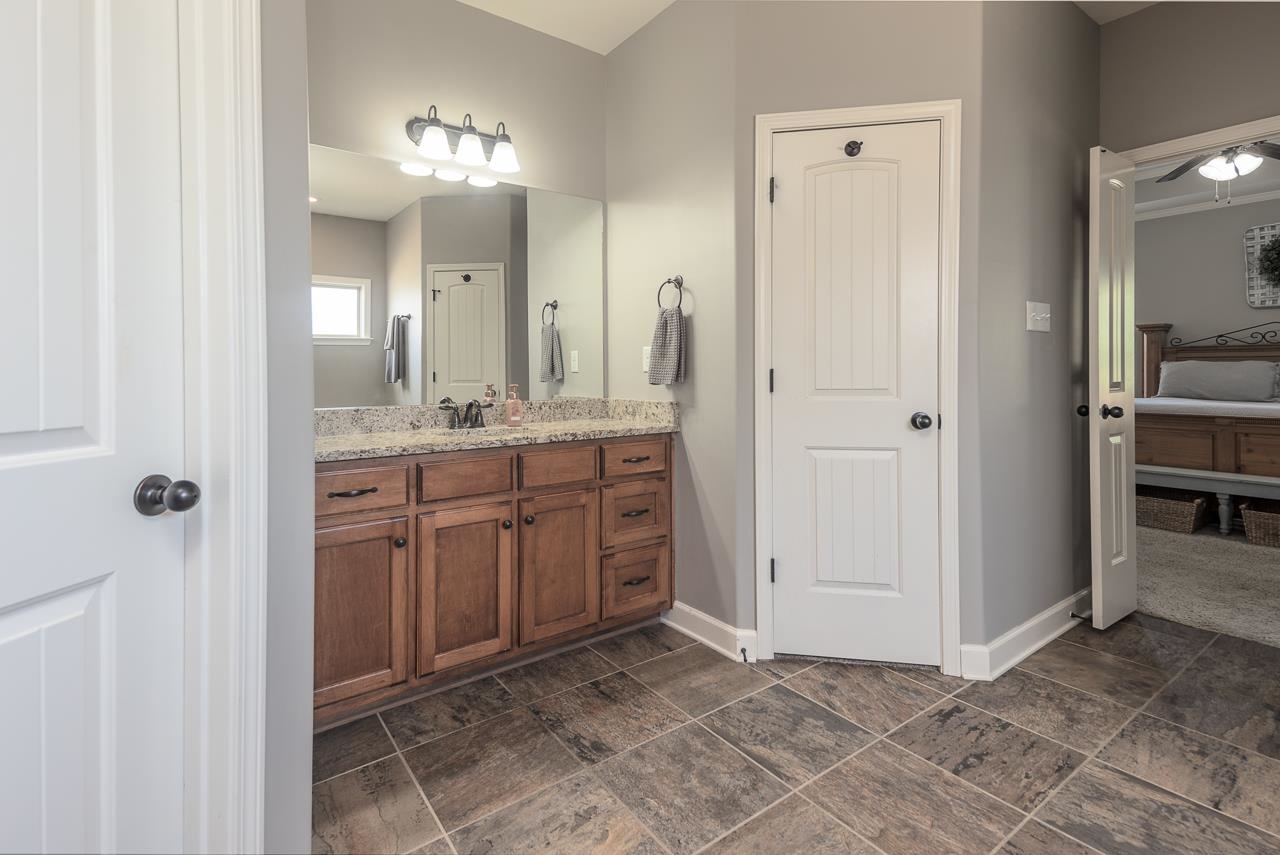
[753,101,963,674]
[425,262,508,403]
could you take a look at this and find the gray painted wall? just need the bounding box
[261,0,314,850]
[1101,3,1280,151]
[386,201,423,405]
[1137,199,1280,347]
[527,189,606,399]
[306,0,606,200]
[311,214,395,407]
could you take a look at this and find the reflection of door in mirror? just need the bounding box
[430,264,506,403]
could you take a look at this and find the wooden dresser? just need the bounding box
[312,433,674,725]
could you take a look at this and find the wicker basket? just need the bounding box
[1135,487,1209,533]
[1240,500,1280,548]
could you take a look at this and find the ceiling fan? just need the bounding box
[1156,140,1280,183]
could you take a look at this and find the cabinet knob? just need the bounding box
[502,519,513,530]
[524,514,535,525]
[394,537,407,548]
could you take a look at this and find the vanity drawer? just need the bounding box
[601,478,670,549]
[419,454,514,503]
[601,543,670,619]
[601,439,667,478]
[519,446,597,489]
[315,465,410,517]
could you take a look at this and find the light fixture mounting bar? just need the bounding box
[405,117,499,149]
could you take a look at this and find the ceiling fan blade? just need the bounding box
[1246,141,1280,161]
[1156,152,1216,183]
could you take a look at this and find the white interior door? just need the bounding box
[1088,146,1139,629]
[770,121,943,664]
[0,1,188,852]
[430,264,506,403]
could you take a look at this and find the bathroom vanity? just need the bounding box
[312,400,677,725]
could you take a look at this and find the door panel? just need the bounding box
[771,120,942,665]
[431,265,505,403]
[519,490,599,643]
[418,502,514,674]
[0,2,186,851]
[1089,147,1138,629]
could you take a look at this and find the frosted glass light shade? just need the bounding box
[489,139,521,174]
[467,175,497,188]
[399,161,434,177]
[1199,152,1264,181]
[434,168,466,182]
[1234,151,1264,176]
[455,130,488,167]
[417,123,453,161]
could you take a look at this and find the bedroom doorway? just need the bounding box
[1088,115,1280,647]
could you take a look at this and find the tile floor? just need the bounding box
[311,617,1280,854]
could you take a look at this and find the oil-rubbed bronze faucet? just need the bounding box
[438,397,462,429]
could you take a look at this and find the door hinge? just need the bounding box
[770,558,775,583]
[937,413,942,430]
[431,289,440,302]
[768,176,776,203]
[432,371,437,382]
[768,369,774,393]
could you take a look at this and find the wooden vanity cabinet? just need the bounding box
[313,433,674,723]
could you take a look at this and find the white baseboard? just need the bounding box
[960,588,1090,681]
[662,601,757,663]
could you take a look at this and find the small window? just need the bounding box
[311,275,371,344]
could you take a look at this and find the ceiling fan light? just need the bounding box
[399,161,434,177]
[454,114,488,167]
[1234,151,1264,177]
[416,106,453,161]
[488,123,521,174]
[467,175,498,188]
[1198,155,1237,182]
[434,168,466,182]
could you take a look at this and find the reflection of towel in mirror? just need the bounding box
[540,322,564,382]
[384,315,407,383]
[647,307,686,385]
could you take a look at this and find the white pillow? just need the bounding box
[1156,360,1279,402]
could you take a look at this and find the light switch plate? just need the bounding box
[642,346,651,372]
[1026,301,1051,333]
[570,350,580,373]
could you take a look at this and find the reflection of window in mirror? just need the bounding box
[312,275,372,344]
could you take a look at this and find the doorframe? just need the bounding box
[177,1,270,851]
[753,100,963,674]
[1119,113,1280,176]
[425,262,508,402]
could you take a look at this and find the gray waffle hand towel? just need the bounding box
[384,315,407,383]
[647,307,686,385]
[540,322,565,382]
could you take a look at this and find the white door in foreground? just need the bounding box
[0,2,187,851]
[770,120,943,664]
[431,264,506,403]
[1088,146,1139,629]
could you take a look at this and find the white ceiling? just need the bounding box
[308,145,521,222]
[1073,1,1158,25]
[455,0,675,55]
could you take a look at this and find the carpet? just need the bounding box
[1138,525,1280,647]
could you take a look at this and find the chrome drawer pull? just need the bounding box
[621,455,651,464]
[620,508,651,518]
[621,576,652,587]
[327,486,379,499]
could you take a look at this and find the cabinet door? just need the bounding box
[419,502,515,675]
[519,489,600,643]
[314,517,411,707]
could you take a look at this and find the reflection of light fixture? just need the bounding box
[1199,150,1264,181]
[416,105,453,161]
[489,122,520,174]
[454,113,488,167]
[434,168,466,182]
[308,196,319,204]
[405,106,520,175]
[467,175,497,188]
[399,162,433,177]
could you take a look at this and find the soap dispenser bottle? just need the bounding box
[505,384,524,427]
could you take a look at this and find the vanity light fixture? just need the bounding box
[467,175,497,188]
[399,162,434,177]
[405,105,521,175]
[434,168,467,182]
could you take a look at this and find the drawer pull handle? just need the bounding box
[622,576,652,587]
[621,455,651,464]
[621,508,651,518]
[327,486,379,499]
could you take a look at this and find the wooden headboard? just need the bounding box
[1138,322,1280,396]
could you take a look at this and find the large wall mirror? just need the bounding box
[308,147,604,408]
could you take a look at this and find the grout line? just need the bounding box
[310,748,401,788]
[874,663,973,696]
[792,789,891,855]
[375,713,457,855]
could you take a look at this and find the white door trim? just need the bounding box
[177,1,269,851]
[1121,113,1280,175]
[426,262,508,402]
[753,100,963,675]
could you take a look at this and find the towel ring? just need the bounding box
[542,300,558,324]
[657,275,684,309]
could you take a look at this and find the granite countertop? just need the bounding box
[314,398,678,463]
